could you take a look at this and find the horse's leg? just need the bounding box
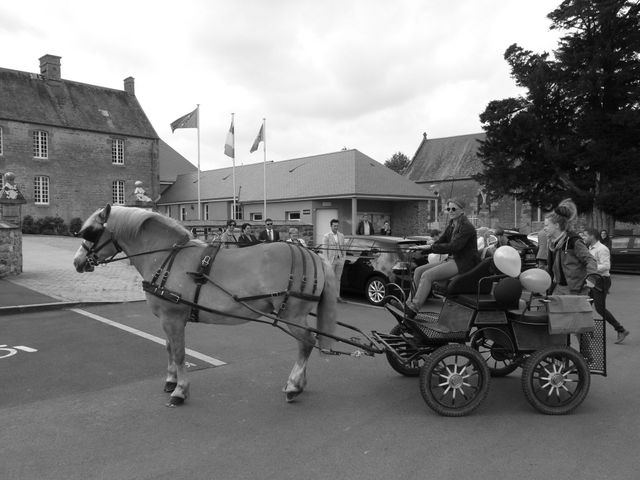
[283,322,315,403]
[164,340,178,393]
[161,316,190,407]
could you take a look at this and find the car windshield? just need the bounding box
[508,236,535,249]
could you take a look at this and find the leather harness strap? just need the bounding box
[186,241,222,322]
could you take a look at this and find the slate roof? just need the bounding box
[159,149,431,204]
[158,140,197,184]
[405,132,485,183]
[0,67,157,139]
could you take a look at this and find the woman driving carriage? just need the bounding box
[405,198,480,318]
[544,199,597,295]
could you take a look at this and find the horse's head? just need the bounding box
[73,204,122,272]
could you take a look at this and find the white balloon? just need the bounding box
[493,246,521,278]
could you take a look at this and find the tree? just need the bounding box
[385,152,411,174]
[476,0,640,230]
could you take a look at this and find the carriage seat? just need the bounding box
[452,294,503,311]
[445,258,496,296]
[506,309,549,325]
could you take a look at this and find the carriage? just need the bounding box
[73,205,606,415]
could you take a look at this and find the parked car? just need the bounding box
[339,235,427,305]
[610,235,640,273]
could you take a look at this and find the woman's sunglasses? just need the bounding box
[445,207,457,212]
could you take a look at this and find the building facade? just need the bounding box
[0,55,160,223]
[159,149,434,245]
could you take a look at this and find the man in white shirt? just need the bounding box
[584,228,629,344]
[321,219,346,302]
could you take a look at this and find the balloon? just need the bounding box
[493,246,521,278]
[493,277,523,309]
[519,268,552,294]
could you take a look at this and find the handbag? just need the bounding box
[545,295,594,334]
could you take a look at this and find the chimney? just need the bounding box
[39,54,61,80]
[123,76,135,96]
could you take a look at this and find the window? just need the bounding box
[33,130,48,158]
[34,176,50,204]
[286,211,301,221]
[611,237,629,250]
[180,206,187,221]
[250,212,263,221]
[112,138,124,164]
[204,204,210,221]
[233,204,243,220]
[0,127,3,156]
[112,180,125,205]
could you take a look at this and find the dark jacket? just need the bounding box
[547,232,597,293]
[356,220,373,235]
[431,214,480,273]
[258,229,280,242]
[238,233,258,247]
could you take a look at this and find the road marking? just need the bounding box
[70,308,226,367]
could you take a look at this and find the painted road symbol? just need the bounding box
[0,345,38,359]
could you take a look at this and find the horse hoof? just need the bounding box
[285,391,302,403]
[164,381,177,393]
[166,396,185,407]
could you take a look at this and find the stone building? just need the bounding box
[0,54,160,223]
[405,132,538,233]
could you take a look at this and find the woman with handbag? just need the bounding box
[544,199,597,295]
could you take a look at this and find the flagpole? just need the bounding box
[197,104,201,220]
[262,118,267,219]
[231,113,236,220]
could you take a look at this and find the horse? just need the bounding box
[73,204,337,407]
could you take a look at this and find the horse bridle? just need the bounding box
[79,223,124,267]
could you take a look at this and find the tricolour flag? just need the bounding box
[224,118,234,158]
[170,108,198,132]
[250,123,264,153]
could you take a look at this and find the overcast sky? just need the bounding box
[1,0,563,171]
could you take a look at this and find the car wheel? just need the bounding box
[365,276,387,306]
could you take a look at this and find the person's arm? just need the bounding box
[574,239,598,276]
[431,221,475,254]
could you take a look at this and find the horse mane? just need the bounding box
[107,206,190,242]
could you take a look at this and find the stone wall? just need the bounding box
[391,200,431,236]
[0,223,22,276]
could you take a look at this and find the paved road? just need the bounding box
[1,280,639,480]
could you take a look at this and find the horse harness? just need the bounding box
[142,241,322,323]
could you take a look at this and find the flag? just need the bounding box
[224,118,234,158]
[170,108,198,132]
[250,123,264,153]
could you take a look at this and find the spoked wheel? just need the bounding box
[419,344,490,417]
[385,324,433,377]
[521,346,590,415]
[365,276,387,306]
[470,329,519,377]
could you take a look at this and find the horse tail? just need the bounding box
[316,256,337,351]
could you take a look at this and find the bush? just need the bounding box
[69,217,83,236]
[22,216,69,235]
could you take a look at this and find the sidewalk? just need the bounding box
[1,234,145,310]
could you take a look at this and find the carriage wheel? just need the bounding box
[521,345,590,415]
[419,344,490,417]
[385,324,432,377]
[470,329,520,377]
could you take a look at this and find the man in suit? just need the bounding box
[258,218,280,242]
[356,214,373,235]
[321,218,347,302]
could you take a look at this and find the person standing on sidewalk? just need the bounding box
[321,219,346,303]
[583,228,630,344]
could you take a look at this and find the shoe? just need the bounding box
[615,330,629,344]
[404,303,418,319]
